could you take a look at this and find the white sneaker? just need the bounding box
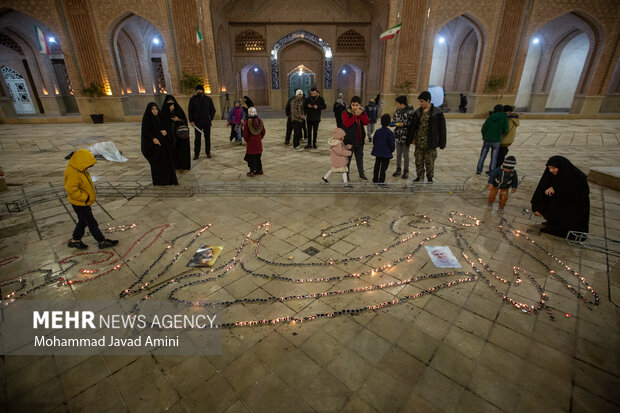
[294,146,304,151]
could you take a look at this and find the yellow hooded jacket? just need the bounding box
[64,149,96,206]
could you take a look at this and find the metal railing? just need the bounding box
[2,181,466,212]
[193,181,466,195]
[566,231,620,257]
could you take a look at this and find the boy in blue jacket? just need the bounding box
[487,156,518,211]
[371,114,396,186]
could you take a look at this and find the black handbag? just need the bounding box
[176,125,189,139]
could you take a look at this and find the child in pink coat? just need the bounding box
[321,128,353,186]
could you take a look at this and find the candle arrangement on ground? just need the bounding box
[0,213,599,328]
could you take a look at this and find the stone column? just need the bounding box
[570,95,605,115]
[488,0,530,95]
[39,96,63,116]
[528,93,549,113]
[379,0,402,117]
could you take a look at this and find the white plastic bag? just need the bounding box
[87,141,128,162]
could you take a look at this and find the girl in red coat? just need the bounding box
[243,107,265,176]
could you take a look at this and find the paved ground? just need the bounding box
[0,118,619,412]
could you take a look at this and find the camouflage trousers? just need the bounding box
[414,146,437,179]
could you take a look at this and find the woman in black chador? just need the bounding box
[531,155,589,237]
[160,95,190,171]
[242,95,254,117]
[141,102,178,186]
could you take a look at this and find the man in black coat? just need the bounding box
[407,91,446,183]
[459,94,467,113]
[188,85,216,159]
[304,87,327,149]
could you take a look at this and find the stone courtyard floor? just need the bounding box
[0,118,619,412]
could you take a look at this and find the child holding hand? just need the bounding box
[322,128,353,187]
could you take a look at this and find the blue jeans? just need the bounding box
[367,123,375,140]
[234,124,242,142]
[477,141,500,174]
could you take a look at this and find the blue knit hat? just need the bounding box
[503,156,516,170]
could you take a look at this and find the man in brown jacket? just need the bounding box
[498,105,519,167]
[290,89,306,151]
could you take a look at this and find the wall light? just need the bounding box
[532,37,540,44]
[253,67,258,72]
[342,69,347,74]
[153,38,160,45]
[438,36,445,44]
[48,37,56,43]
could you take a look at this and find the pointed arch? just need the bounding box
[515,12,604,112]
[108,13,170,113]
[430,14,486,93]
[270,30,332,89]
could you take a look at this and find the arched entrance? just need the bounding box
[109,14,171,115]
[432,15,485,93]
[276,38,324,108]
[546,33,589,111]
[1,66,35,114]
[239,63,268,105]
[429,14,485,111]
[514,12,603,112]
[288,65,315,99]
[0,9,76,116]
[335,64,363,101]
[270,30,332,90]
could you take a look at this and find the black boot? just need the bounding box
[68,240,88,249]
[98,239,119,249]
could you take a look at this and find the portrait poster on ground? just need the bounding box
[425,246,462,268]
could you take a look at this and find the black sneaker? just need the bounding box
[206,154,212,158]
[285,140,290,145]
[392,169,401,177]
[321,177,329,183]
[313,144,317,149]
[68,240,88,249]
[413,177,421,182]
[359,175,368,181]
[402,172,408,179]
[427,178,433,183]
[193,155,199,160]
[98,239,119,249]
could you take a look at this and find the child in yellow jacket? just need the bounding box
[64,149,118,249]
